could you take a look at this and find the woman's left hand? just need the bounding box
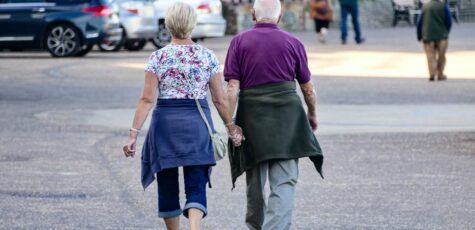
[123,136,137,158]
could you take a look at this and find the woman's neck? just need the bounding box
[171,37,194,45]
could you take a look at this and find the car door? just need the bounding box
[0,0,54,48]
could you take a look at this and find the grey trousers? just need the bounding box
[245,159,299,230]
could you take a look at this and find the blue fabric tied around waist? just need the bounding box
[141,99,216,190]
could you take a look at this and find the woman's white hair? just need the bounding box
[165,2,197,39]
[253,0,282,21]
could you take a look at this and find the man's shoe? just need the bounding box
[341,40,347,45]
[429,75,435,81]
[356,38,366,44]
[438,75,447,81]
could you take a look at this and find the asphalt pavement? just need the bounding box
[0,23,474,229]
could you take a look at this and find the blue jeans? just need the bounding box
[340,4,363,42]
[156,165,209,218]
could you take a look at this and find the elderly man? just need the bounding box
[224,0,324,229]
[417,0,452,81]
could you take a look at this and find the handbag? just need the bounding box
[193,99,228,161]
[184,71,228,161]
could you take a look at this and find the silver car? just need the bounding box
[151,0,226,48]
[100,0,158,51]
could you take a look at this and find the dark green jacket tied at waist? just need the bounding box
[229,82,324,187]
[417,0,452,42]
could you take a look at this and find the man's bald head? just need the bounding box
[253,0,282,22]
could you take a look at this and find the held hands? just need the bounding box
[308,112,318,131]
[226,124,245,147]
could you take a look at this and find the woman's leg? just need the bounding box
[188,208,204,230]
[315,19,325,43]
[314,18,320,35]
[156,168,182,230]
[164,217,180,230]
[183,165,209,230]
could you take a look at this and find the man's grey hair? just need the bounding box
[165,2,197,39]
[253,0,282,21]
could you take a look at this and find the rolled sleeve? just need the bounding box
[294,42,312,84]
[224,38,241,81]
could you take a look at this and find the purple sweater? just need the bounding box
[224,23,311,89]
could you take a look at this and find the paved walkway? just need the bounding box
[0,23,474,229]
[35,103,475,135]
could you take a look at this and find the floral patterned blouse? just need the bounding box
[145,44,220,99]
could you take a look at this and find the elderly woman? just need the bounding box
[122,2,243,230]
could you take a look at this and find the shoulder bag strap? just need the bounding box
[194,99,214,136]
[181,67,214,137]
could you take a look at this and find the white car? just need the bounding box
[100,0,158,51]
[118,0,158,50]
[151,0,226,48]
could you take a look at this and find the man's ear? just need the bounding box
[277,12,282,24]
[251,9,257,21]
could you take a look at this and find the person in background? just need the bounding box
[224,0,324,229]
[417,0,452,81]
[310,0,333,43]
[338,0,365,44]
[122,2,243,230]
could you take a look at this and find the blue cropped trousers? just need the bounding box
[156,165,209,218]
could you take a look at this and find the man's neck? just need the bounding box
[256,19,278,24]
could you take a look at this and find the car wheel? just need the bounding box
[124,39,147,51]
[75,44,94,57]
[98,31,125,52]
[151,21,171,49]
[45,24,81,57]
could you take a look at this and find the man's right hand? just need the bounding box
[308,113,318,131]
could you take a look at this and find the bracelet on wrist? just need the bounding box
[130,127,141,133]
[224,121,235,127]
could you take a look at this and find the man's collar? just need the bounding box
[254,23,279,29]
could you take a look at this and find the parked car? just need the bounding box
[99,0,157,51]
[151,0,226,49]
[0,0,123,57]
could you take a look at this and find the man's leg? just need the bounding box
[340,5,349,44]
[423,41,437,81]
[437,39,449,80]
[350,4,363,43]
[262,159,299,230]
[245,162,268,230]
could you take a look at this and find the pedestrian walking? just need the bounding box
[338,0,365,44]
[417,0,452,81]
[310,0,333,43]
[224,0,324,229]
[122,3,243,230]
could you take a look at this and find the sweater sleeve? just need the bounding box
[416,12,423,41]
[444,4,453,32]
